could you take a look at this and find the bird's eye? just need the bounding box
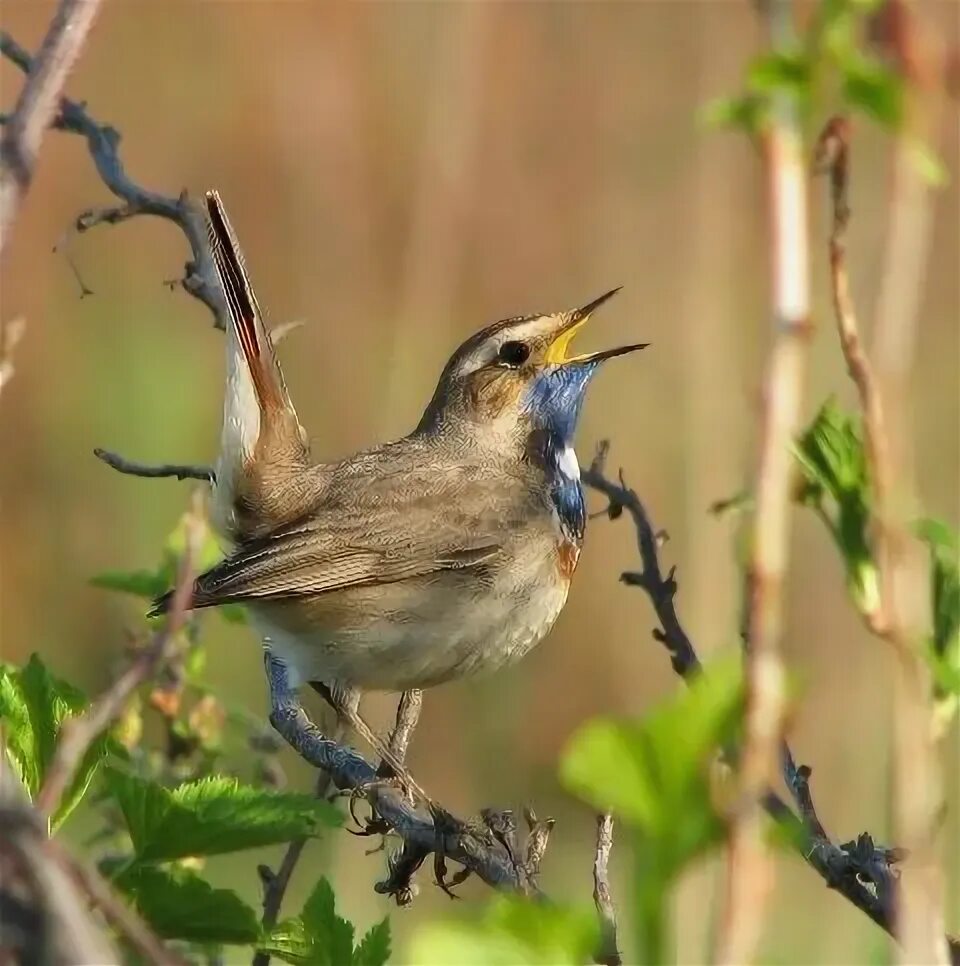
[497,341,530,367]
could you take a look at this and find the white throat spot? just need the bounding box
[558,445,580,481]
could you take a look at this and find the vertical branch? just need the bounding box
[716,0,809,961]
[593,813,621,966]
[869,4,950,958]
[0,0,104,252]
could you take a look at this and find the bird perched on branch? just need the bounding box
[153,190,645,793]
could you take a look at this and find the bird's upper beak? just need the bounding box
[544,287,648,365]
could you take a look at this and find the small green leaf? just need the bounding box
[219,603,248,625]
[841,54,904,127]
[104,769,341,862]
[0,654,111,829]
[354,919,391,966]
[699,94,765,133]
[915,518,960,699]
[409,897,598,966]
[260,878,356,966]
[112,863,260,944]
[907,140,949,188]
[164,510,223,575]
[91,569,170,599]
[793,400,878,615]
[561,655,742,877]
[748,50,812,96]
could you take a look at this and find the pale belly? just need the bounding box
[249,539,575,692]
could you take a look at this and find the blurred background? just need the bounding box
[1,1,957,962]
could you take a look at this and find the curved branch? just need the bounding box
[0,32,227,328]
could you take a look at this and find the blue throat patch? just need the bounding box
[522,362,599,541]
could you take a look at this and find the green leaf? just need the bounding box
[915,518,960,699]
[698,94,765,133]
[260,878,356,966]
[219,603,248,625]
[747,49,812,96]
[841,53,904,127]
[164,510,223,575]
[112,863,260,944]
[0,654,111,829]
[408,896,598,966]
[561,655,742,877]
[354,919,391,966]
[91,569,170,599]
[104,769,341,862]
[793,400,879,616]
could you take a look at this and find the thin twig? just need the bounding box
[35,513,197,819]
[0,0,103,252]
[253,736,344,966]
[94,447,214,483]
[813,115,890,636]
[0,33,227,327]
[582,443,701,680]
[56,840,186,966]
[593,813,621,966]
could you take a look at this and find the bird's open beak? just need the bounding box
[544,287,648,365]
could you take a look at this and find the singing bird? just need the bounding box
[153,191,645,784]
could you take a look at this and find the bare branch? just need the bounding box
[34,508,198,819]
[582,451,911,946]
[0,33,227,327]
[256,691,426,964]
[582,443,701,680]
[94,447,214,483]
[593,814,621,966]
[716,0,812,958]
[0,0,103,252]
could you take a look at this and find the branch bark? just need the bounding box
[0,0,103,253]
[715,0,811,958]
[592,813,621,966]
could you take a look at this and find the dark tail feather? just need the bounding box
[148,581,209,619]
[204,189,288,414]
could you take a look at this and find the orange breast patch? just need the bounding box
[556,539,581,580]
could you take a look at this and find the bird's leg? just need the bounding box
[308,679,430,805]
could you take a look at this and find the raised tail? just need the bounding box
[206,189,292,417]
[205,190,310,540]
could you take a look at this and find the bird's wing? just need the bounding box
[152,497,504,613]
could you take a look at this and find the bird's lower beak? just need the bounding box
[544,287,647,365]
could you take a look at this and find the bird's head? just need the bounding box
[416,288,646,445]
